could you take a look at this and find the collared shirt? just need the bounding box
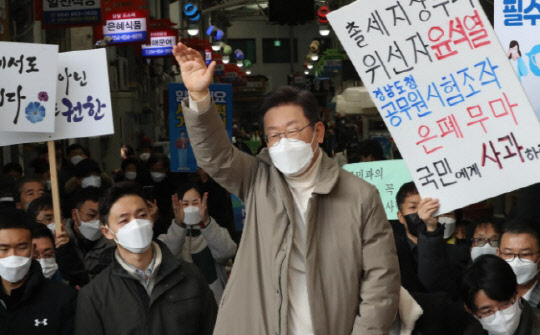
[115,242,162,294]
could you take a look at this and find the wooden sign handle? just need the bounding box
[47,141,63,235]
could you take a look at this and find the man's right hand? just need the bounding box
[417,197,440,232]
[172,42,216,100]
[172,193,185,226]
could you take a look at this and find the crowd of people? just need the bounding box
[0,41,539,335]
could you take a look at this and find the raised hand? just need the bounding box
[199,192,210,227]
[417,197,440,231]
[172,193,185,226]
[172,42,216,100]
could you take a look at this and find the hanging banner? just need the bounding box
[168,83,233,172]
[141,30,177,57]
[0,48,114,145]
[328,0,540,215]
[0,42,58,133]
[41,0,102,27]
[102,9,148,44]
[343,160,413,220]
[494,1,540,121]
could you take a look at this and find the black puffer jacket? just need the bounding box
[0,260,77,335]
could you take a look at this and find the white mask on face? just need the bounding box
[471,244,498,261]
[183,206,201,225]
[46,223,56,234]
[150,172,166,183]
[125,171,137,181]
[140,153,151,161]
[438,217,456,239]
[71,155,85,165]
[109,219,153,254]
[268,130,316,176]
[81,175,101,188]
[38,257,59,279]
[476,298,522,335]
[506,257,540,285]
[77,211,102,241]
[0,255,32,283]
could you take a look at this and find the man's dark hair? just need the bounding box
[121,144,135,157]
[30,158,50,176]
[2,162,23,176]
[72,187,103,211]
[258,86,320,129]
[74,159,102,179]
[121,157,139,172]
[466,217,504,242]
[15,177,45,203]
[0,208,33,233]
[357,139,385,161]
[176,183,203,200]
[0,175,16,199]
[147,153,170,171]
[31,222,55,244]
[501,218,540,249]
[99,182,146,226]
[27,194,53,221]
[396,182,419,212]
[461,254,517,314]
[66,143,89,157]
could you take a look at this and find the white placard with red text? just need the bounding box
[328,0,540,214]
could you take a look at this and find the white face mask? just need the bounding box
[38,257,59,279]
[506,257,540,285]
[183,206,201,225]
[471,244,498,261]
[150,172,166,183]
[140,153,151,161]
[77,211,102,241]
[125,171,137,181]
[108,219,153,254]
[0,255,32,283]
[81,175,101,188]
[71,155,85,165]
[477,299,522,335]
[268,130,316,176]
[438,217,456,239]
[47,223,56,234]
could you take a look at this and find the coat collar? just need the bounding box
[257,147,340,195]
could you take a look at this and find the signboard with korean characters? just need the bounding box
[328,0,540,215]
[0,42,58,133]
[343,160,413,220]
[494,1,540,121]
[102,9,148,44]
[0,48,114,145]
[141,30,177,57]
[42,0,102,27]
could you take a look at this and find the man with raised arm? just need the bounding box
[173,42,400,335]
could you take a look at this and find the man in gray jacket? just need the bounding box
[173,42,400,335]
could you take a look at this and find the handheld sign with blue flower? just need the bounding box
[0,42,58,132]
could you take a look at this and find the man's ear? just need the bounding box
[101,225,114,240]
[397,210,405,224]
[464,304,474,316]
[315,121,325,144]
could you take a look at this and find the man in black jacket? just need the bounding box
[75,182,217,335]
[0,208,76,334]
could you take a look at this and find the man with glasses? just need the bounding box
[497,219,540,308]
[462,254,540,335]
[173,43,399,335]
[470,218,503,261]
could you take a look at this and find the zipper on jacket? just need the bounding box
[277,247,286,335]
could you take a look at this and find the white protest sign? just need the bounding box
[343,160,413,220]
[328,0,540,215]
[0,42,58,133]
[494,2,540,121]
[0,49,114,145]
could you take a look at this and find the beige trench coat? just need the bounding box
[183,99,400,335]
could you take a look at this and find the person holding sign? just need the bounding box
[173,42,400,335]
